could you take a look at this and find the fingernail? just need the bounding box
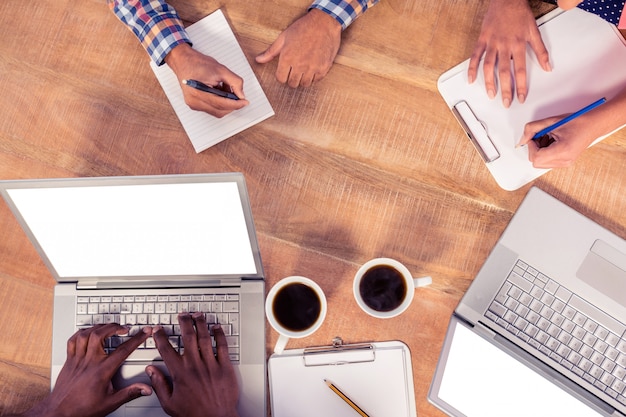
[153,325,163,333]
[192,311,203,319]
[468,74,475,84]
[487,89,496,99]
[146,368,153,378]
[141,388,151,396]
[518,94,525,104]
[212,323,221,330]
[142,326,152,334]
[503,98,511,108]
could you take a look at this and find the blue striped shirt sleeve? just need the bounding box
[108,0,191,65]
[309,0,379,30]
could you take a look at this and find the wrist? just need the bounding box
[308,4,352,31]
[307,8,342,33]
[164,42,193,72]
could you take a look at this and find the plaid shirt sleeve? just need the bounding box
[309,0,379,30]
[107,0,191,65]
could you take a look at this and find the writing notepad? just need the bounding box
[438,8,626,190]
[150,9,274,153]
[268,341,417,417]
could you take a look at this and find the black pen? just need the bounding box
[182,79,239,100]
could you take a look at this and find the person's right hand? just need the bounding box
[468,0,551,108]
[147,313,239,417]
[165,43,249,118]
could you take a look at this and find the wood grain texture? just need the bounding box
[0,0,624,415]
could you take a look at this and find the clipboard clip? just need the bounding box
[452,101,500,163]
[302,337,376,367]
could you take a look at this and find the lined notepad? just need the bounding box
[150,9,274,153]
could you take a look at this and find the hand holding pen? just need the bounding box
[517,97,607,169]
[164,44,249,118]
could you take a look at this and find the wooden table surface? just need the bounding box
[1,0,625,415]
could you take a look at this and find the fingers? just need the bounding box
[146,365,173,411]
[178,313,200,356]
[108,325,151,359]
[153,325,180,366]
[481,48,498,100]
[287,68,303,89]
[194,313,215,362]
[255,36,284,64]
[212,324,233,367]
[468,43,486,84]
[510,48,527,105]
[518,116,561,148]
[106,382,152,412]
[528,32,551,73]
[70,324,124,359]
[275,56,292,85]
[184,91,249,118]
[496,55,513,108]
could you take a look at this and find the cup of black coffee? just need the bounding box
[353,258,431,318]
[265,276,327,354]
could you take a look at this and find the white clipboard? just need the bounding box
[268,338,417,417]
[438,8,626,191]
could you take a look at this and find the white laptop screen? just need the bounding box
[6,181,257,278]
[437,320,603,417]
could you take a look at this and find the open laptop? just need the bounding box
[0,173,266,417]
[429,187,626,416]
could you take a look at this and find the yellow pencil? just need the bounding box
[324,379,370,417]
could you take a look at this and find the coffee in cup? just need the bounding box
[354,258,431,318]
[265,276,327,354]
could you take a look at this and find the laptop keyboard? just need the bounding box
[486,260,626,407]
[76,293,240,362]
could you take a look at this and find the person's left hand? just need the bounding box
[21,324,153,417]
[468,0,551,108]
[255,9,342,88]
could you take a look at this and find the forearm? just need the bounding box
[580,88,626,141]
[309,0,379,30]
[107,0,191,65]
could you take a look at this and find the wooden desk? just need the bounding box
[0,0,624,415]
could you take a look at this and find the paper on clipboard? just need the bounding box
[438,8,626,191]
[268,339,416,417]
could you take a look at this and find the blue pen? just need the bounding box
[532,97,606,140]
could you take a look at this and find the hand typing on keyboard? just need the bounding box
[5,324,153,417]
[147,312,240,417]
[7,313,240,417]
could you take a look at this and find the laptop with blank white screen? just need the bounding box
[0,173,266,417]
[429,187,626,416]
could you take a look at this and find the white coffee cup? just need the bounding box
[353,258,431,319]
[265,276,327,354]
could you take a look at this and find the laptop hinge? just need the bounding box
[76,279,237,290]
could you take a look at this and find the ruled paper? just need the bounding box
[150,9,274,153]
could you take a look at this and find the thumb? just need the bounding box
[106,383,152,412]
[146,365,172,406]
[255,36,285,64]
[517,117,560,148]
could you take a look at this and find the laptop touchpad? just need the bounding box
[577,239,626,307]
